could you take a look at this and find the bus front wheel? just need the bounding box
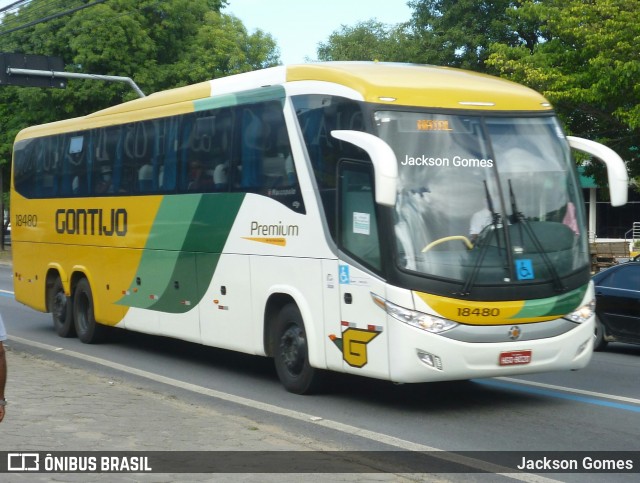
[594,316,608,351]
[73,278,107,344]
[273,304,323,394]
[49,276,75,338]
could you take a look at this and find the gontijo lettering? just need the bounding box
[55,208,127,236]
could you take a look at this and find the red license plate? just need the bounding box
[499,350,532,366]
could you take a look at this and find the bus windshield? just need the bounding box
[375,111,589,290]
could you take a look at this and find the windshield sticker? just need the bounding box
[401,155,494,167]
[353,212,370,235]
[69,136,84,154]
[515,259,535,280]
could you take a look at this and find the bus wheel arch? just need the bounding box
[269,299,324,394]
[46,269,75,338]
[264,293,296,357]
[72,275,108,344]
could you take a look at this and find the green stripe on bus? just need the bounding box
[118,193,245,313]
[193,85,285,112]
[512,285,588,319]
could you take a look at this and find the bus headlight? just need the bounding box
[563,299,595,324]
[372,293,458,334]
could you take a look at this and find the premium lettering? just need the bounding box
[250,221,299,237]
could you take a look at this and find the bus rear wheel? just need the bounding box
[273,304,323,394]
[73,278,107,344]
[49,276,75,338]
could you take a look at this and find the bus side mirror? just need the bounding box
[331,130,398,206]
[567,136,628,207]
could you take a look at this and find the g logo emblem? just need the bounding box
[509,326,522,341]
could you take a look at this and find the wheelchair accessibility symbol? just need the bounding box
[339,265,350,284]
[515,259,535,280]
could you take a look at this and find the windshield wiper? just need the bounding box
[508,179,565,292]
[459,181,505,296]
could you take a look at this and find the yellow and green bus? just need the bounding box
[11,62,628,393]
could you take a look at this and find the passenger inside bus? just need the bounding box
[213,162,228,190]
[469,204,493,243]
[138,163,154,192]
[187,160,213,191]
[95,165,113,194]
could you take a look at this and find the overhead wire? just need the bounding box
[0,0,192,39]
[0,0,107,36]
[0,0,217,43]
[1,0,77,24]
[0,0,31,16]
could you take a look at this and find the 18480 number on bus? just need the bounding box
[457,308,501,317]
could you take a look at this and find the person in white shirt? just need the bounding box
[469,206,493,243]
[0,314,7,422]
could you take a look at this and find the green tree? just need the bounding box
[317,20,415,62]
[487,0,640,184]
[407,0,521,71]
[316,1,537,70]
[0,0,279,203]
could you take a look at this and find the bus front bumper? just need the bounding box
[387,317,594,383]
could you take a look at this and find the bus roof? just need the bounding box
[285,62,552,112]
[15,62,552,141]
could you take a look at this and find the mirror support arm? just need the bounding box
[331,130,398,206]
[567,136,628,207]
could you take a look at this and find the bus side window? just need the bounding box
[338,160,381,271]
[160,116,180,192]
[231,101,304,213]
[239,106,264,190]
[68,135,88,196]
[293,95,369,235]
[210,109,233,191]
[261,108,294,188]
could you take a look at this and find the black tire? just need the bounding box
[594,316,608,351]
[49,277,75,338]
[73,278,107,344]
[273,304,323,394]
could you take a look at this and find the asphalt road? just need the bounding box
[1,264,639,482]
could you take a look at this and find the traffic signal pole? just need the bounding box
[6,67,145,98]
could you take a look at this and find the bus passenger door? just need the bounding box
[331,160,390,380]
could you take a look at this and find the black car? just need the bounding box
[592,262,640,350]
